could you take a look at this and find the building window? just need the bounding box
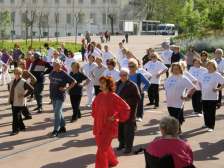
[33,32,37,36]
[67,14,71,24]
[103,0,108,3]
[79,0,83,3]
[11,0,14,3]
[66,33,71,36]
[91,0,96,3]
[11,30,15,35]
[55,0,59,3]
[55,13,59,23]
[21,13,26,22]
[90,13,96,25]
[43,32,48,37]
[0,0,4,3]
[67,0,71,3]
[32,0,36,3]
[110,0,117,3]
[0,13,3,22]
[44,0,48,3]
[21,0,25,3]
[78,14,83,23]
[55,32,60,37]
[142,22,147,31]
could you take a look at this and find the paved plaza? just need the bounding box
[0,35,224,168]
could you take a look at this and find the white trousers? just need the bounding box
[1,65,11,85]
[85,85,94,105]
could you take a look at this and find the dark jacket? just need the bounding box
[116,79,140,124]
[64,48,68,56]
[142,55,151,65]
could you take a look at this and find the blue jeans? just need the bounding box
[52,100,65,131]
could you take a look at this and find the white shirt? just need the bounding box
[189,66,207,90]
[164,75,195,108]
[117,48,123,64]
[100,49,105,54]
[84,50,101,63]
[0,61,4,72]
[212,58,224,74]
[137,68,152,91]
[102,69,120,82]
[143,61,168,84]
[65,57,77,74]
[120,58,132,69]
[161,50,172,65]
[184,71,197,82]
[95,48,102,54]
[199,72,224,100]
[47,47,55,62]
[102,51,115,66]
[82,62,98,86]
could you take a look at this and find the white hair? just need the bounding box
[120,68,129,75]
[61,43,65,46]
[53,59,62,67]
[216,48,223,55]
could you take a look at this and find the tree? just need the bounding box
[1,10,10,40]
[10,1,21,41]
[73,8,85,44]
[54,4,60,44]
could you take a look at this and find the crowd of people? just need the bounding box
[2,39,224,168]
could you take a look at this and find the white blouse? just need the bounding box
[189,66,207,90]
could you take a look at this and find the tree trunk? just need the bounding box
[12,14,15,42]
[75,18,78,44]
[110,18,114,35]
[48,26,49,41]
[25,12,28,45]
[31,24,33,46]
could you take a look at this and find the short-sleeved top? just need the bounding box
[212,58,224,74]
[120,58,132,69]
[189,67,207,90]
[186,51,196,65]
[102,69,120,82]
[171,52,185,64]
[69,71,88,95]
[117,48,123,64]
[65,57,78,74]
[199,72,224,100]
[47,47,55,62]
[1,54,10,64]
[184,71,197,83]
[137,68,152,91]
[82,62,98,85]
[161,50,172,65]
[84,50,101,63]
[91,65,108,86]
[102,51,115,66]
[164,75,195,108]
[49,70,75,101]
[143,61,168,84]
[129,73,150,91]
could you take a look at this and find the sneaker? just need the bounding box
[192,111,197,114]
[27,98,33,102]
[197,113,203,117]
[86,104,91,107]
[201,125,207,128]
[137,118,142,122]
[208,128,213,132]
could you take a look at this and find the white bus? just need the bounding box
[155,24,175,35]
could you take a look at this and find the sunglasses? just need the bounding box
[107,63,112,65]
[128,66,135,68]
[15,73,21,75]
[151,56,156,58]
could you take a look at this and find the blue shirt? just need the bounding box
[129,73,150,91]
[116,82,126,95]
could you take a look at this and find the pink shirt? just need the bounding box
[147,139,194,168]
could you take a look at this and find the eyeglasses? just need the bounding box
[119,74,128,77]
[151,56,156,58]
[107,63,112,65]
[128,66,135,68]
[15,73,21,75]
[17,63,24,65]
[207,65,214,68]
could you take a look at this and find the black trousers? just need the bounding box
[94,85,102,96]
[30,93,34,98]
[126,37,128,43]
[82,53,85,61]
[148,84,159,106]
[13,62,17,68]
[33,82,44,108]
[202,100,217,129]
[22,105,32,119]
[137,93,144,118]
[70,95,82,120]
[168,107,182,131]
[11,102,25,132]
[118,122,135,149]
[164,64,171,78]
[217,84,222,105]
[192,90,202,114]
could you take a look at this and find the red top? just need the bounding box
[147,139,195,168]
[26,59,32,70]
[91,92,130,137]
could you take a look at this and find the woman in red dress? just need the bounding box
[91,75,130,168]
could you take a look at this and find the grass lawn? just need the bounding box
[1,40,82,57]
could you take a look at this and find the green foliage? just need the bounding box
[0,41,82,58]
[1,10,10,40]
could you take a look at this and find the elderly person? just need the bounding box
[12,43,25,68]
[116,68,140,154]
[102,59,120,82]
[144,52,168,109]
[200,51,209,68]
[120,51,133,69]
[26,51,33,70]
[91,57,107,96]
[102,45,116,66]
[61,43,68,56]
[17,59,36,120]
[53,51,68,72]
[91,75,130,168]
[171,46,186,64]
[164,62,196,135]
[180,61,197,84]
[8,67,34,136]
[84,44,100,63]
[213,49,224,109]
[147,116,194,168]
[136,59,152,121]
[189,58,207,116]
[199,60,224,132]
[39,47,46,59]
[64,50,77,74]
[57,47,67,62]
[1,49,13,85]
[69,62,91,123]
[81,54,97,107]
[161,45,172,78]
[142,47,155,66]
[49,59,77,138]
[185,45,200,70]
[30,51,53,113]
